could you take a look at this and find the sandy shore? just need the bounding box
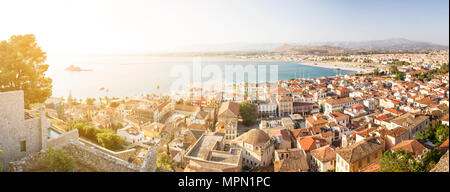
[298,61,374,74]
[225,56,374,74]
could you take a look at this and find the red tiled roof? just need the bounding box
[298,136,327,152]
[390,140,427,157]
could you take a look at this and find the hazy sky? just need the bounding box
[0,0,448,54]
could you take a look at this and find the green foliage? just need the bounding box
[421,149,442,172]
[45,147,76,172]
[388,60,411,66]
[0,34,52,108]
[63,119,89,131]
[239,102,257,127]
[111,120,124,131]
[435,124,449,146]
[109,102,120,108]
[380,148,443,172]
[414,127,435,143]
[157,149,174,170]
[96,129,127,151]
[415,123,448,146]
[242,165,251,171]
[439,63,449,74]
[64,120,125,151]
[208,123,215,132]
[394,72,406,81]
[85,98,95,105]
[294,121,301,129]
[373,68,380,76]
[413,64,449,82]
[379,149,420,172]
[78,124,101,140]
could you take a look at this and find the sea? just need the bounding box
[46,54,355,99]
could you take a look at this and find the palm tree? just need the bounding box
[85,98,95,121]
[156,84,160,96]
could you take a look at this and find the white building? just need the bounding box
[232,129,274,168]
[117,126,145,145]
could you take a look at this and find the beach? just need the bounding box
[46,55,356,99]
[298,61,375,74]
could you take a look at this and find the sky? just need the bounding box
[0,0,448,54]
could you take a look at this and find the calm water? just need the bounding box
[46,55,355,99]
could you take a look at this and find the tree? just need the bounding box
[414,127,435,143]
[96,129,126,151]
[389,65,399,74]
[439,63,449,74]
[421,149,442,172]
[157,148,173,170]
[394,72,406,81]
[111,120,124,131]
[373,68,380,76]
[0,34,52,108]
[239,102,257,127]
[109,102,120,108]
[379,149,421,172]
[85,98,95,105]
[45,147,76,172]
[415,123,448,146]
[435,124,449,146]
[320,103,324,113]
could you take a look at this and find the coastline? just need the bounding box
[297,61,374,74]
[218,55,374,73]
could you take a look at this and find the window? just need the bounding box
[20,140,26,152]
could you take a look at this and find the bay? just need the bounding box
[46,54,355,99]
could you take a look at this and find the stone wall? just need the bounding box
[60,142,141,172]
[0,91,46,172]
[9,151,47,172]
[139,146,157,172]
[79,137,136,161]
[48,129,79,148]
[9,141,157,172]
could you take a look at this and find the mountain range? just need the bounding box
[303,38,449,51]
[171,38,448,53]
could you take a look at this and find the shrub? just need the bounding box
[96,129,126,151]
[45,147,76,172]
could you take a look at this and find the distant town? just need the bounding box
[2,41,448,172]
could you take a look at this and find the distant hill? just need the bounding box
[272,44,350,55]
[307,38,449,51]
[155,38,448,54]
